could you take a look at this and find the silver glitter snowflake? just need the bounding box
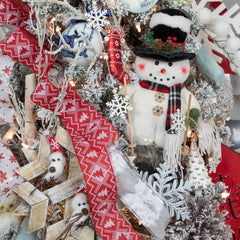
[85,1,110,32]
[106,94,132,120]
[170,109,186,135]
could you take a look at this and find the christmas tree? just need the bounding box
[0,0,240,239]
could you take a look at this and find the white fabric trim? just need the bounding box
[150,12,191,33]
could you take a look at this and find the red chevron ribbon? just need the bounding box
[0,11,142,239]
[0,27,55,74]
[31,79,142,240]
[0,0,31,27]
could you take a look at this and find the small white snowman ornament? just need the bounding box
[43,132,66,182]
[70,188,91,232]
[125,9,200,171]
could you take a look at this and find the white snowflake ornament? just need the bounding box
[106,94,132,120]
[170,109,186,135]
[85,1,110,32]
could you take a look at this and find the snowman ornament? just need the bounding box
[123,9,200,171]
[43,132,66,182]
[70,188,91,232]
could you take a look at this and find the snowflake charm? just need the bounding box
[106,94,132,120]
[170,109,186,135]
[85,1,110,32]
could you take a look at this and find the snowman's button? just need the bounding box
[154,92,165,103]
[152,106,164,116]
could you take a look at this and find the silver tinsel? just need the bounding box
[190,79,234,121]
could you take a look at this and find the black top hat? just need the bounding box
[133,9,195,62]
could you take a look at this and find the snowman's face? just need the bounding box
[49,152,66,167]
[71,193,90,214]
[135,56,190,87]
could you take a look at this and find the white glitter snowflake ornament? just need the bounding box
[106,94,132,120]
[170,109,186,135]
[85,1,110,32]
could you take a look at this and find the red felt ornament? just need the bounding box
[107,27,130,84]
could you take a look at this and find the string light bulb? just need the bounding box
[2,127,15,142]
[151,5,158,12]
[22,143,30,149]
[135,23,141,33]
[70,80,76,87]
[221,190,230,199]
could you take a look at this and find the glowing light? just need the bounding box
[70,80,76,87]
[136,23,141,33]
[22,143,29,149]
[187,129,192,137]
[50,17,56,23]
[118,84,123,90]
[56,26,61,32]
[3,128,15,142]
[221,190,230,199]
[151,5,158,12]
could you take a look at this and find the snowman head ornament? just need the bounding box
[70,187,91,231]
[43,132,66,182]
[127,9,200,171]
[134,8,194,89]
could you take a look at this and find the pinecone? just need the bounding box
[162,40,175,52]
[152,39,163,51]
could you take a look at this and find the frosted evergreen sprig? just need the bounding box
[141,163,192,220]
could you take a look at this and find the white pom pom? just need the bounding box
[196,8,212,26]
[233,50,240,67]
[207,19,230,41]
[225,37,240,54]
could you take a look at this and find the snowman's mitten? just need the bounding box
[108,28,130,84]
[186,108,201,128]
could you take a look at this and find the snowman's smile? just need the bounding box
[148,73,176,82]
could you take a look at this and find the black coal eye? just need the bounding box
[83,202,86,205]
[168,62,173,67]
[155,61,159,65]
[57,158,60,161]
[78,203,81,206]
[52,159,56,162]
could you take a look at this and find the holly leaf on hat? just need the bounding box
[142,30,154,49]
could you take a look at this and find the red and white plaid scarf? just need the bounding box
[139,80,182,133]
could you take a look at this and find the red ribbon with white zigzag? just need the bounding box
[0,1,142,239]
